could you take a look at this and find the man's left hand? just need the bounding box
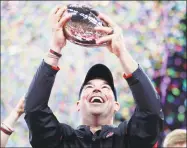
[94,13,126,58]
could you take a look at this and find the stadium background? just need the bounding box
[1,1,186,147]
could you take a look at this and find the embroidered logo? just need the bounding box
[106,132,114,138]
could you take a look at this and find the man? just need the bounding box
[162,129,186,147]
[24,6,164,148]
[1,96,25,147]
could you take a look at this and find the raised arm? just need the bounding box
[24,6,72,148]
[95,13,164,147]
[124,66,164,147]
[1,97,24,147]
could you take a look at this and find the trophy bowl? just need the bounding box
[64,4,108,47]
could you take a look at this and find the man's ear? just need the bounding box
[76,101,80,111]
[114,101,120,112]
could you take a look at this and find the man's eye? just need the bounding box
[85,85,93,89]
[102,85,110,89]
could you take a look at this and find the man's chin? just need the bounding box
[89,109,103,116]
[91,112,102,116]
[87,104,106,115]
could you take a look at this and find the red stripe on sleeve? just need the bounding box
[51,66,60,71]
[123,73,132,79]
[153,141,158,148]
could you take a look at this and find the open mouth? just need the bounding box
[89,96,104,103]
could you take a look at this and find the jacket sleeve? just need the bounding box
[125,65,164,148]
[24,60,62,148]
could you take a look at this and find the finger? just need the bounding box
[16,101,24,110]
[17,96,25,107]
[50,5,64,15]
[18,109,24,113]
[56,7,67,20]
[96,34,114,44]
[107,45,113,53]
[94,26,113,34]
[58,14,72,27]
[98,13,116,27]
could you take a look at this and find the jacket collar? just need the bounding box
[76,125,115,139]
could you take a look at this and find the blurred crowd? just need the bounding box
[1,1,186,147]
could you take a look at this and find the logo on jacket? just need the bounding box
[106,132,114,138]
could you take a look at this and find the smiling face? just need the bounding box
[77,78,120,121]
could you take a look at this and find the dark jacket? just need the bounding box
[24,60,164,148]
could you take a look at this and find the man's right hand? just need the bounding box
[48,5,72,51]
[14,96,25,117]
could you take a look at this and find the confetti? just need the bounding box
[1,1,186,147]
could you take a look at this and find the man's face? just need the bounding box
[77,79,119,118]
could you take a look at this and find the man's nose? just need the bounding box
[93,88,101,93]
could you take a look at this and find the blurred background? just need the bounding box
[1,1,186,147]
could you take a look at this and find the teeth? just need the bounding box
[91,97,103,103]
